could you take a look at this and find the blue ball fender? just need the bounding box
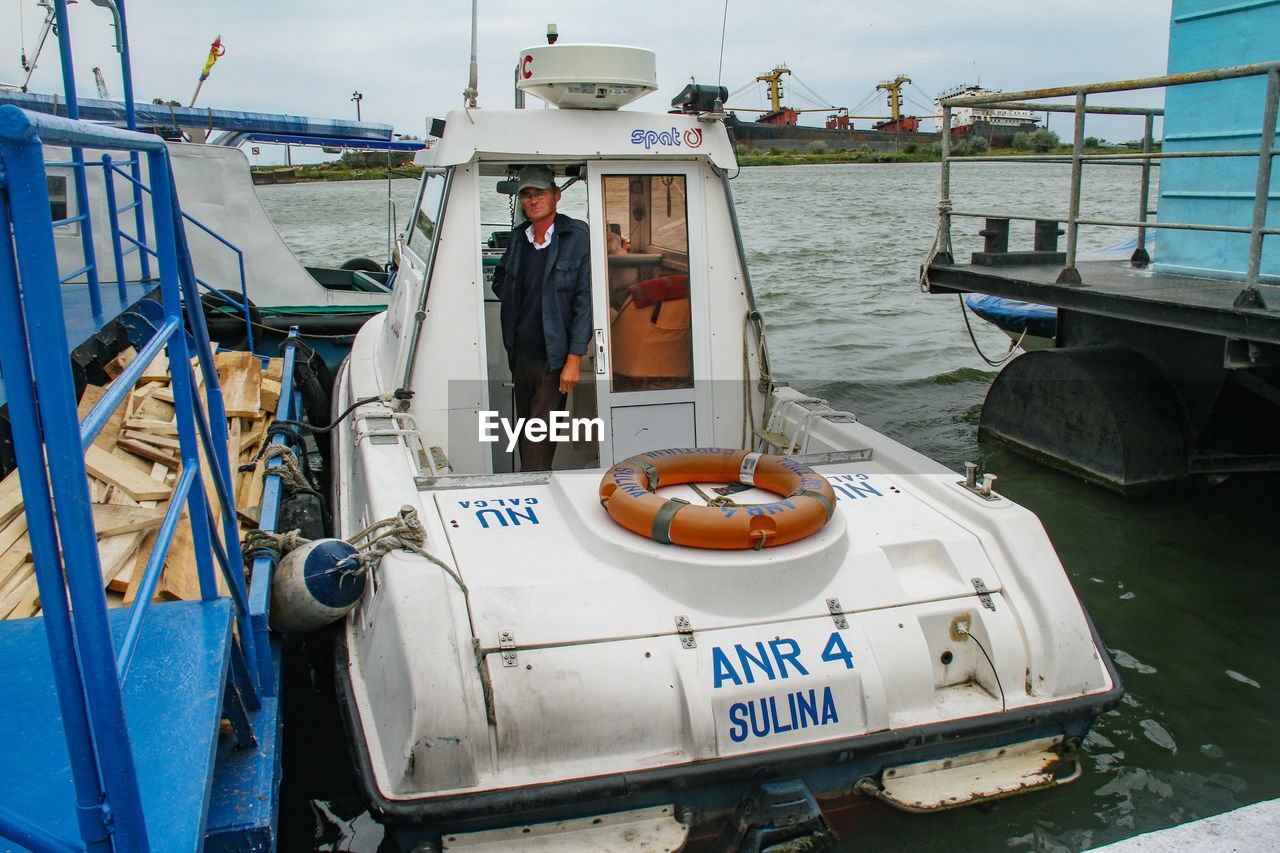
[270,538,364,633]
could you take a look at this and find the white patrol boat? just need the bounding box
[330,40,1121,851]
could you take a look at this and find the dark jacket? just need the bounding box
[491,213,593,371]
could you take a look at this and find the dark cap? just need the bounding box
[516,165,556,193]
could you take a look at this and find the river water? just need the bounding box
[258,164,1280,852]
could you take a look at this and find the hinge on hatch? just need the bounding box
[675,615,696,649]
[971,578,996,612]
[499,630,518,666]
[826,598,849,629]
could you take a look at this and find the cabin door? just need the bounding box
[586,164,713,464]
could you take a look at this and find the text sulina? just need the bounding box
[727,687,840,743]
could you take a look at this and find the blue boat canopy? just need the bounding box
[213,131,424,151]
[965,294,1058,339]
[0,90,397,143]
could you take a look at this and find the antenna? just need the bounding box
[717,0,730,91]
[464,0,479,107]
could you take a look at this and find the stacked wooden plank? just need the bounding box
[0,347,284,619]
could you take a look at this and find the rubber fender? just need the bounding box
[200,289,262,350]
[279,492,327,541]
[270,538,364,633]
[979,345,1190,491]
[284,336,334,430]
[339,256,383,273]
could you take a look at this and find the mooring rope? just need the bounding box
[252,443,313,491]
[919,198,953,293]
[240,504,468,596]
[347,506,469,594]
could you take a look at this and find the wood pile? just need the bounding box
[0,347,284,620]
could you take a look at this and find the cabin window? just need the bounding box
[602,174,693,392]
[47,175,69,223]
[403,168,447,252]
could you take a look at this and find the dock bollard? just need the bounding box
[979,218,1010,254]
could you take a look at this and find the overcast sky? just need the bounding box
[3,0,1174,160]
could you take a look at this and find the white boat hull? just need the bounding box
[326,95,1120,847]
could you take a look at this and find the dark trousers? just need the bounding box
[512,350,566,471]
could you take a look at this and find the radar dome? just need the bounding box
[516,44,657,110]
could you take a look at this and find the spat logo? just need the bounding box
[630,127,704,150]
[631,127,682,150]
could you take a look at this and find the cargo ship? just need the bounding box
[933,84,1042,144]
[726,68,1045,153]
[726,67,938,153]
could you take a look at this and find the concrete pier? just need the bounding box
[1089,798,1280,851]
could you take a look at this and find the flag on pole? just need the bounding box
[190,35,226,107]
[200,35,225,83]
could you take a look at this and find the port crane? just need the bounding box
[876,75,911,123]
[726,66,840,123]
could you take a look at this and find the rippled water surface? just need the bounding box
[259,162,1280,852]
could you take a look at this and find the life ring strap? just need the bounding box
[637,458,659,491]
[791,488,834,521]
[651,497,690,545]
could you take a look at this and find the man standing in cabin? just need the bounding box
[492,165,592,471]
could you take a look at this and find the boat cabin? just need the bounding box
[380,101,758,473]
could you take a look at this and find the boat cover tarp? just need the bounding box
[0,90,394,142]
[966,294,1058,338]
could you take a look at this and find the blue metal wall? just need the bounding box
[1157,0,1280,282]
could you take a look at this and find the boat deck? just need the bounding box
[0,280,153,411]
[927,258,1280,344]
[0,600,233,852]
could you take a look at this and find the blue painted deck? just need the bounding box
[0,5,298,849]
[0,600,233,852]
[1,100,293,850]
[0,280,152,409]
[204,640,284,853]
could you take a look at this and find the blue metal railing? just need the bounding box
[181,212,256,352]
[0,104,261,852]
[101,153,148,300]
[97,156,255,350]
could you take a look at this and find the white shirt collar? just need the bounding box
[524,220,555,250]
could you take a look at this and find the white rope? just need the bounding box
[241,505,468,596]
[919,198,953,293]
[347,506,468,594]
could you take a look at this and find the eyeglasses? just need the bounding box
[519,187,553,201]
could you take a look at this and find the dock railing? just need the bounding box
[0,105,262,852]
[927,60,1280,309]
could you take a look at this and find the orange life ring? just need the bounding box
[599,448,836,550]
